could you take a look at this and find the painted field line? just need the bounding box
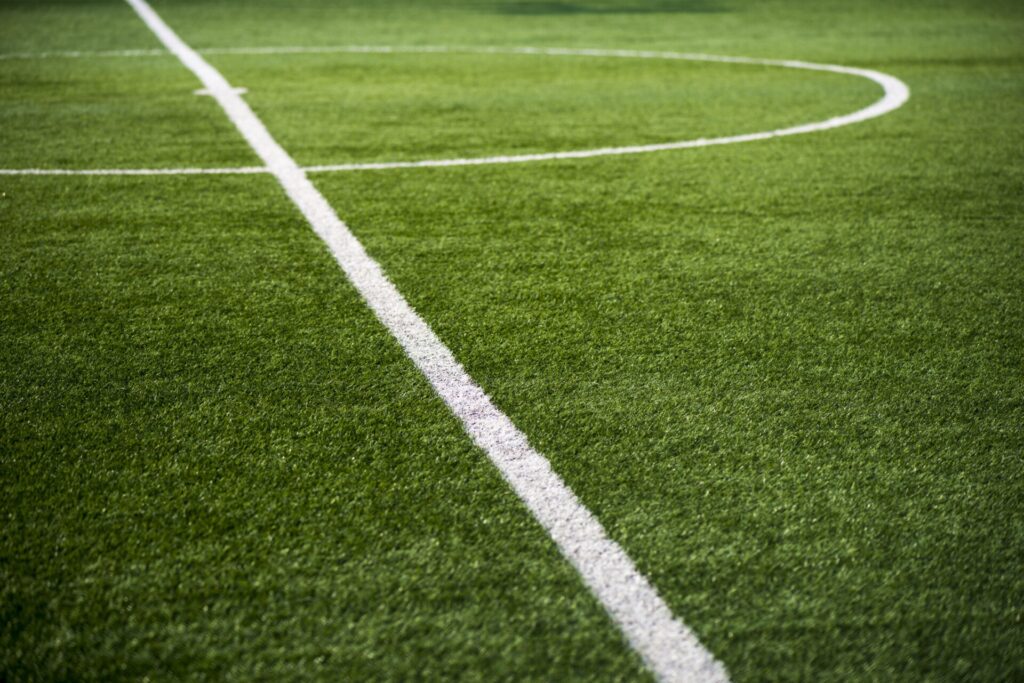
[0,48,166,60]
[0,44,908,178]
[297,45,909,171]
[122,1,728,681]
[0,166,267,176]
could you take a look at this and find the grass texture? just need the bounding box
[2,0,1023,680]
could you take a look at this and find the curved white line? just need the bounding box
[301,46,910,171]
[0,45,909,176]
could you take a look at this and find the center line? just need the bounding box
[122,1,728,680]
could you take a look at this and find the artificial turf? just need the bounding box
[2,0,1023,681]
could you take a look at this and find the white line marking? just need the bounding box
[122,1,729,681]
[0,166,267,176]
[0,48,166,59]
[0,44,909,177]
[296,46,910,171]
[195,86,248,96]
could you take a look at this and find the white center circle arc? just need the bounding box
[0,45,911,176]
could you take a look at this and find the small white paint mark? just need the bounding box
[122,1,730,681]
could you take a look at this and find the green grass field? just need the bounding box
[2,0,1023,680]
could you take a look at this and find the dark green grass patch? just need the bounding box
[0,176,648,681]
[0,57,257,170]
[0,0,157,55]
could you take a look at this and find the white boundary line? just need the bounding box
[0,45,910,177]
[122,1,729,681]
[0,166,267,176]
[0,48,166,59]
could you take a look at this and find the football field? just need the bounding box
[2,0,1022,680]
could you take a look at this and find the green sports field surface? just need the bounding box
[2,0,1022,680]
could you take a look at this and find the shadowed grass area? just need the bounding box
[485,1,726,15]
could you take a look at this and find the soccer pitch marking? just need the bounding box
[0,45,910,176]
[119,1,729,681]
[3,8,912,680]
